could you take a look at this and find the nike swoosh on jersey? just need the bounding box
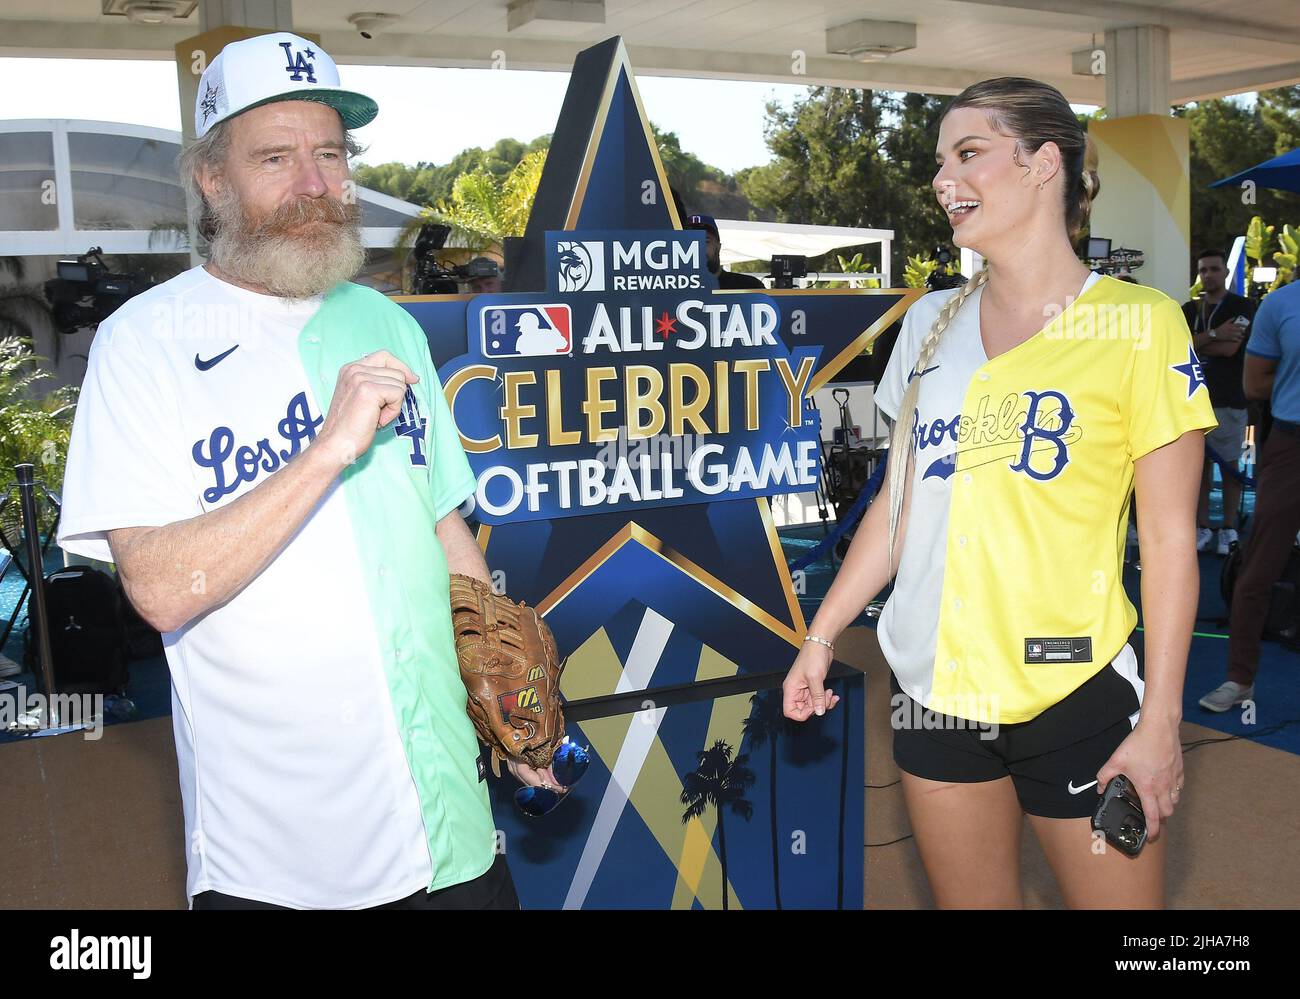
[195,345,239,370]
[1068,779,1099,794]
[907,364,940,383]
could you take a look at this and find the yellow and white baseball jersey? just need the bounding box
[875,273,1217,724]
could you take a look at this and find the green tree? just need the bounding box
[649,125,755,218]
[0,259,49,344]
[351,160,443,206]
[739,87,953,278]
[680,739,755,911]
[1258,86,1300,156]
[397,148,549,264]
[1180,88,1300,279]
[0,334,77,539]
[355,134,553,207]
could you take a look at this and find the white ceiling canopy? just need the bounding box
[0,1,1297,103]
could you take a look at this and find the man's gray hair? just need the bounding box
[178,117,365,242]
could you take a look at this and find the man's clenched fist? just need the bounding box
[316,350,420,466]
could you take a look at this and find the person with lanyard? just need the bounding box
[783,77,1215,907]
[1199,274,1300,712]
[1181,250,1256,555]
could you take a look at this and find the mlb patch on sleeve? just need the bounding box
[1024,637,1093,664]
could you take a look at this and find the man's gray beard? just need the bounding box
[206,190,365,300]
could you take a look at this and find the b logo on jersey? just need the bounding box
[480,305,572,358]
[278,41,317,82]
[393,385,427,467]
[1008,389,1076,481]
[914,388,1082,484]
[498,684,543,720]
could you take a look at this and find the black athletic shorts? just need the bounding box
[890,648,1144,819]
[191,853,519,910]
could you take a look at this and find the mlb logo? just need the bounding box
[1028,643,1042,656]
[555,240,605,292]
[481,305,572,358]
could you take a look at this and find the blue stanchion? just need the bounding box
[1205,443,1256,487]
[789,457,887,572]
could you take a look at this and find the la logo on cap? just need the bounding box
[279,40,317,83]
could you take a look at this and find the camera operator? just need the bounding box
[465,257,502,295]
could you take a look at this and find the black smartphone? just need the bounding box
[1091,774,1147,856]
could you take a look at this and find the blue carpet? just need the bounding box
[1129,554,1300,756]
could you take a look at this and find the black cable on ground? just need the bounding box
[866,834,914,848]
[1182,717,1300,753]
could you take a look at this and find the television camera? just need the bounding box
[43,247,153,334]
[410,224,501,294]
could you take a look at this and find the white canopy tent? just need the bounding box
[716,219,895,287]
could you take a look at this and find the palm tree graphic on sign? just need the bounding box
[680,739,755,910]
[743,690,791,910]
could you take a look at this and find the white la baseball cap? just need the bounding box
[195,32,378,138]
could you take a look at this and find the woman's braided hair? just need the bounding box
[883,77,1099,576]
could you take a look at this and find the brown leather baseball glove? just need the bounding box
[449,573,565,773]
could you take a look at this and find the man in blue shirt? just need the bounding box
[1200,277,1300,711]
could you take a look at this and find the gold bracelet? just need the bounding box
[804,634,834,652]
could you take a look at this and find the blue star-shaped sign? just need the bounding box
[1171,344,1207,399]
[400,37,919,693]
[396,35,901,911]
[304,47,316,59]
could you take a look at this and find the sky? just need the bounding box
[0,57,813,174]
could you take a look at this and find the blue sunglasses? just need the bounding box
[514,740,590,817]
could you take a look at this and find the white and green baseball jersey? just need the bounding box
[58,267,494,908]
[875,273,1217,724]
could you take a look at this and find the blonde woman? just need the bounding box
[783,78,1216,908]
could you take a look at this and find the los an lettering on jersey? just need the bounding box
[875,275,1217,723]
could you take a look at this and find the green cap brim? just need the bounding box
[237,89,379,130]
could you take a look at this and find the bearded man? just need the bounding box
[57,32,549,910]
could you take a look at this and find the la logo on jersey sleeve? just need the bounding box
[393,385,428,467]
